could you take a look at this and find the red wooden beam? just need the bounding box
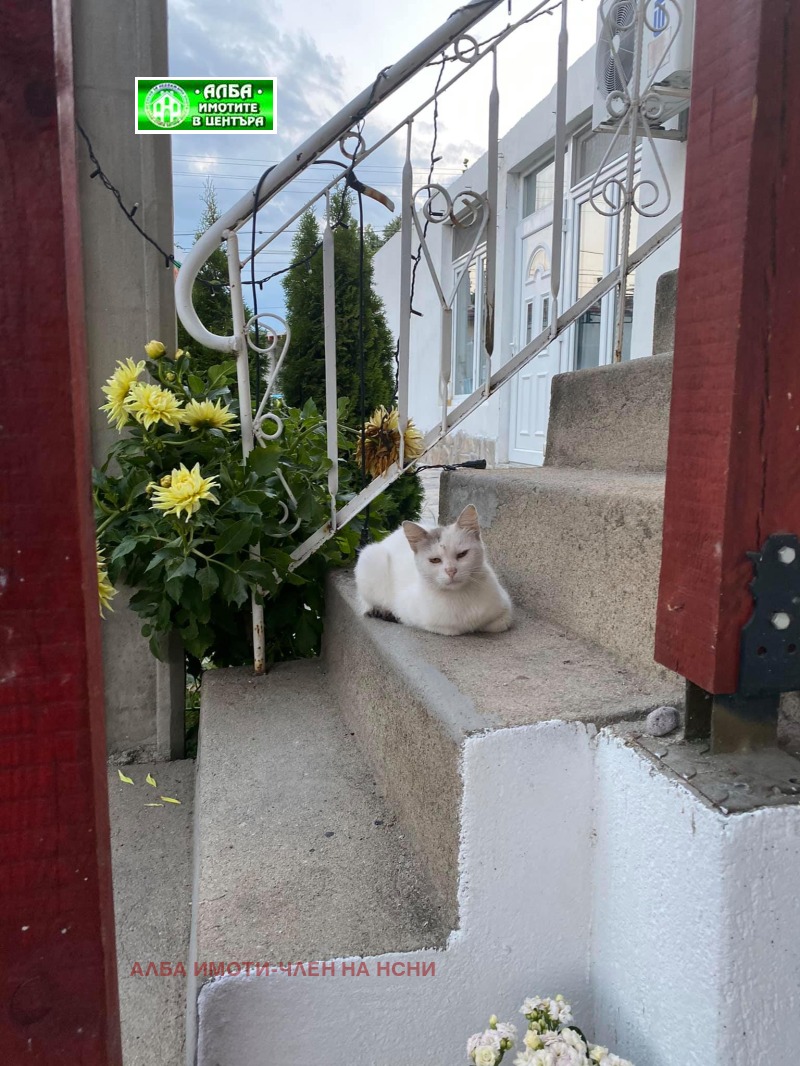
[0,1,122,1061]
[655,0,800,693]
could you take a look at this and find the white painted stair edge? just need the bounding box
[194,720,800,1066]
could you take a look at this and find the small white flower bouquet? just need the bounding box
[466,994,633,1066]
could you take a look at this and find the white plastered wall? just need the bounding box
[195,724,800,1066]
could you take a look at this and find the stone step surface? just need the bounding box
[440,466,670,678]
[192,661,451,976]
[323,570,682,924]
[545,353,673,473]
[108,759,195,1066]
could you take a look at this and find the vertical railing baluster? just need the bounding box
[322,191,339,529]
[550,0,568,341]
[397,121,414,470]
[440,307,453,436]
[226,229,265,674]
[613,0,644,363]
[483,47,499,397]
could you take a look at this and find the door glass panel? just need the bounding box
[525,300,534,345]
[477,258,488,386]
[454,262,477,394]
[575,200,607,370]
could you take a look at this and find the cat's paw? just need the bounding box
[481,613,513,633]
[365,607,400,624]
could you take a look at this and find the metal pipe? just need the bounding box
[613,0,645,363]
[322,192,339,528]
[549,0,568,337]
[226,230,265,673]
[483,47,499,395]
[397,122,414,470]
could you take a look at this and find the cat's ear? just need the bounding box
[402,521,429,553]
[455,504,481,537]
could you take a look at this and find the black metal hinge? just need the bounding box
[739,534,800,696]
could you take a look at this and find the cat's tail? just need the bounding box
[354,541,390,616]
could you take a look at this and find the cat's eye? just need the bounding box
[429,557,441,564]
[456,550,469,559]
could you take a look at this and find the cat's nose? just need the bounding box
[445,566,457,579]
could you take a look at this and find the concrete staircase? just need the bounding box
[187,352,800,1066]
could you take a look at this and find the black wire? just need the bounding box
[250,165,277,411]
[76,122,177,270]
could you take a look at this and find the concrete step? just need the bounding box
[108,759,195,1066]
[190,660,450,982]
[545,353,672,473]
[323,570,681,923]
[439,466,669,678]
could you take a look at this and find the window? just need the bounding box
[527,245,550,280]
[453,252,488,396]
[574,198,608,370]
[522,158,555,217]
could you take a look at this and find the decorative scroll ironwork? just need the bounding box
[589,0,684,220]
[175,0,688,671]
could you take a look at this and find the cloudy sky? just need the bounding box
[168,0,596,316]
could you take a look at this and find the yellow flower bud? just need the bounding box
[165,372,176,382]
[144,339,166,358]
[160,474,172,487]
[489,1016,498,1029]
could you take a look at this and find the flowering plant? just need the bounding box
[94,341,375,667]
[466,995,633,1066]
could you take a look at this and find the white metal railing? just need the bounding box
[175,0,686,671]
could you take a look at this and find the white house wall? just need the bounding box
[374,46,685,464]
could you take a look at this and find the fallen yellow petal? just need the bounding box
[117,770,134,785]
[146,773,157,788]
[160,796,181,805]
[144,803,164,807]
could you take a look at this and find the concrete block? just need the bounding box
[323,571,680,920]
[545,353,673,473]
[440,466,677,679]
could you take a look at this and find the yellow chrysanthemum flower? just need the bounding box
[97,546,117,617]
[356,406,425,478]
[150,463,220,519]
[100,358,146,430]
[183,398,238,433]
[126,382,185,430]
[144,339,166,358]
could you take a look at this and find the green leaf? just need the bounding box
[214,520,255,555]
[197,565,220,600]
[220,568,249,607]
[188,373,205,395]
[248,446,281,477]
[166,555,197,581]
[110,536,142,564]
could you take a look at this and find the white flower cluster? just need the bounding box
[466,994,633,1066]
[467,1017,518,1066]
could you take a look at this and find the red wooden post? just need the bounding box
[0,1,122,1061]
[655,0,800,741]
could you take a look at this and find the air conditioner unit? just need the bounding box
[592,0,695,136]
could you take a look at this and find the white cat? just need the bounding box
[355,504,512,636]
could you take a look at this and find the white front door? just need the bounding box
[508,225,557,465]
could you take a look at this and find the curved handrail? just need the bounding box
[174,0,505,352]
